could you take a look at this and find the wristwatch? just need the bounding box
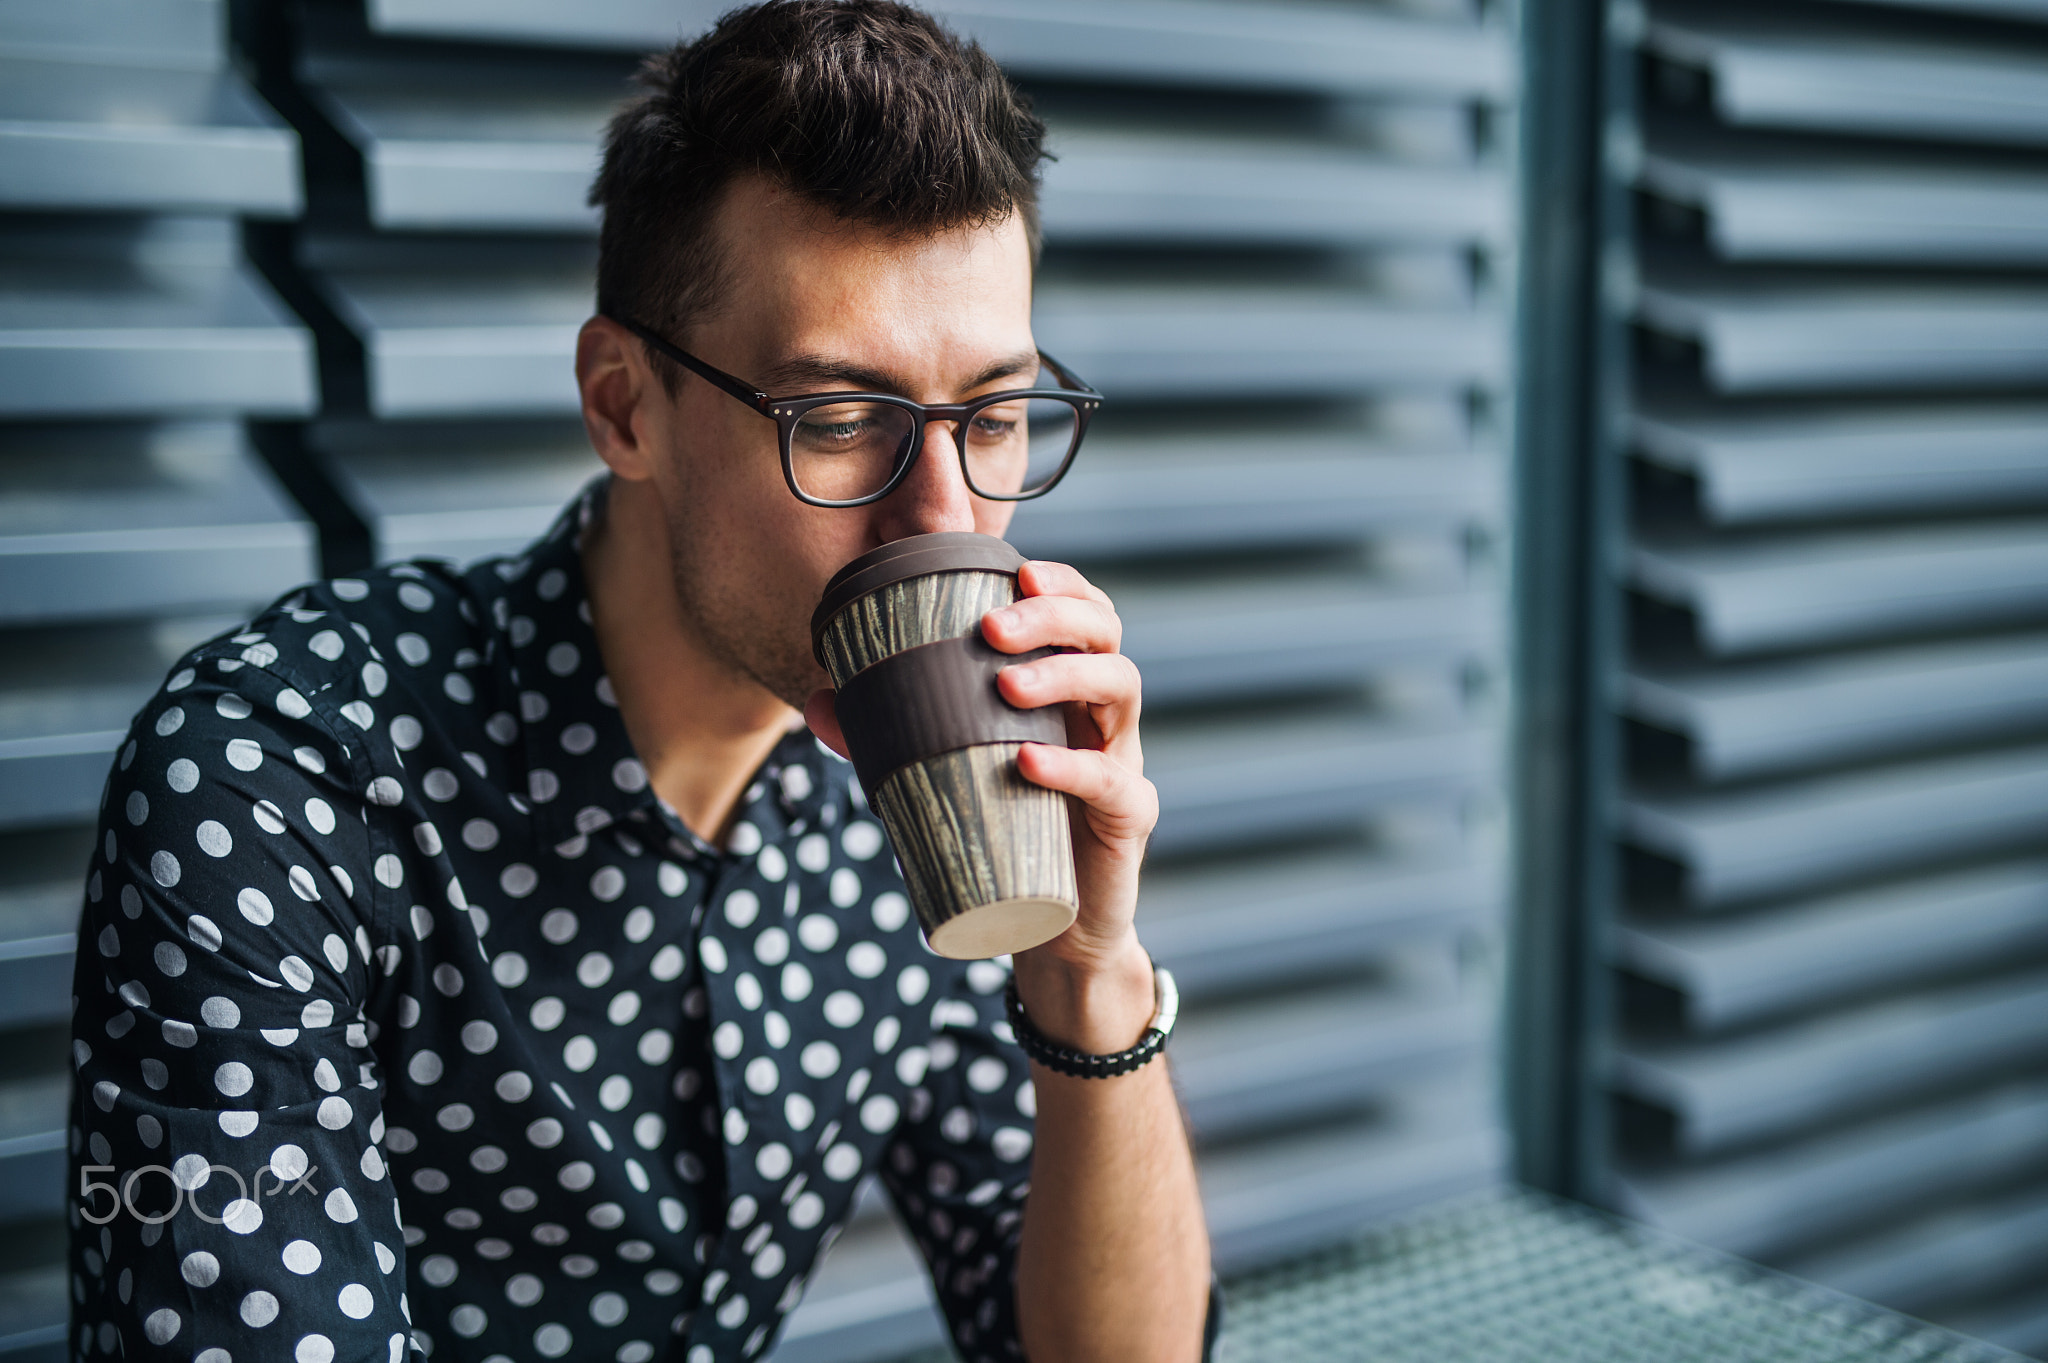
[1003,963,1178,1079]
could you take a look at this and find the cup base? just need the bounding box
[925,895,1078,960]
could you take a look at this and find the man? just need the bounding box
[68,2,1213,1360]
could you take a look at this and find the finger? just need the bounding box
[802,688,850,761]
[999,652,1142,725]
[982,592,1121,656]
[1016,744,1157,839]
[1018,559,1112,608]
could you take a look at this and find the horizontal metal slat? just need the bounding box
[1637,275,2048,393]
[305,59,1508,244]
[773,1080,1504,1360]
[1633,404,2048,524]
[771,1212,943,1363]
[0,218,314,419]
[1109,572,1495,706]
[1033,286,1505,398]
[1141,850,1496,998]
[1174,984,1486,1143]
[1629,633,2048,780]
[1620,860,2048,1030]
[1009,437,1500,558]
[1627,742,2048,906]
[311,250,1502,417]
[361,0,1515,101]
[1147,711,1495,856]
[1783,1182,2048,1318]
[0,421,314,625]
[1617,1079,2048,1261]
[0,617,229,831]
[0,1264,65,1359]
[1613,966,2048,1154]
[1631,519,2048,655]
[0,829,88,1032]
[0,56,299,215]
[1643,4,2048,145]
[0,0,221,71]
[1639,138,2048,263]
[311,418,601,566]
[1200,1078,1507,1273]
[1940,1289,2048,1363]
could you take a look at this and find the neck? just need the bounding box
[583,477,797,844]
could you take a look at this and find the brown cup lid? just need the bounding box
[810,531,1026,664]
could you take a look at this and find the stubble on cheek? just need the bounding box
[660,495,825,709]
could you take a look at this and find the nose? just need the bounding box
[870,418,978,540]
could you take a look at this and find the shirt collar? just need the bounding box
[486,476,841,854]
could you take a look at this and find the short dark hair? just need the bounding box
[590,0,1048,390]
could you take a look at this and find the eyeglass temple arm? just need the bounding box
[612,316,772,412]
[1036,348,1101,399]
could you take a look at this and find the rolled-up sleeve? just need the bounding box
[69,644,413,1363]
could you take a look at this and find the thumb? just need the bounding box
[803,688,849,760]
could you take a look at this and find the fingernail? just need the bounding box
[1008,664,1037,684]
[989,606,1019,626]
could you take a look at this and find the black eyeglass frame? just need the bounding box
[610,314,1103,508]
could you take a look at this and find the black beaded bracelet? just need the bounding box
[1003,965,1178,1079]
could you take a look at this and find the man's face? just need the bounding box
[633,175,1037,707]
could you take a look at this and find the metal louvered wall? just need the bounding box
[0,0,317,1355]
[1591,0,2048,1354]
[214,1,1519,1359]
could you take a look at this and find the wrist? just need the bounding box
[1010,933,1155,1055]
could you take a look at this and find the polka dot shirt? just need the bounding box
[69,481,1046,1363]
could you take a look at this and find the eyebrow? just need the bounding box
[756,350,1042,398]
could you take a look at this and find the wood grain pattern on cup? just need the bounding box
[813,534,1078,960]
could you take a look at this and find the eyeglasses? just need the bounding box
[610,315,1101,508]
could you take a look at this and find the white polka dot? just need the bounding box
[712,1022,743,1060]
[433,963,464,996]
[155,707,186,737]
[295,1333,334,1363]
[151,850,182,887]
[225,738,263,771]
[450,1304,487,1337]
[224,1201,263,1236]
[798,914,838,953]
[215,1062,253,1097]
[823,1144,862,1181]
[397,632,430,665]
[823,991,863,1027]
[338,1283,374,1319]
[163,1019,198,1049]
[144,1308,181,1345]
[556,1162,595,1192]
[410,1050,444,1084]
[650,944,684,981]
[613,759,648,792]
[540,908,578,944]
[492,952,530,988]
[598,1075,632,1110]
[398,582,435,612]
[800,1040,840,1078]
[327,1188,359,1222]
[608,990,641,1025]
[181,1251,221,1287]
[744,1057,779,1095]
[530,997,565,1031]
[420,1255,458,1286]
[789,1192,825,1229]
[701,937,727,972]
[897,964,930,1004]
[221,1111,259,1137]
[861,1094,900,1132]
[872,891,911,931]
[546,643,579,675]
[847,942,886,978]
[563,1036,597,1071]
[842,821,883,859]
[318,1096,352,1129]
[330,578,368,601]
[577,952,613,988]
[829,868,861,907]
[167,758,200,793]
[279,954,314,990]
[216,693,253,720]
[724,889,760,928]
[292,746,325,774]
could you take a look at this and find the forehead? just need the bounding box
[705,175,1035,358]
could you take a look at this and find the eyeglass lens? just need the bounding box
[787,366,1081,503]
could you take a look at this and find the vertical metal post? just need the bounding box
[1505,0,1631,1202]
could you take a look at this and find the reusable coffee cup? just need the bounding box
[812,531,1079,959]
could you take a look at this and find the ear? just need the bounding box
[577,315,661,481]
